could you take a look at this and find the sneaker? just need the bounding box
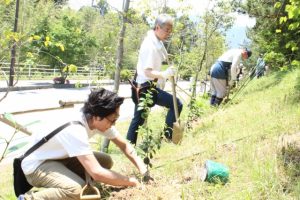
[17,194,25,200]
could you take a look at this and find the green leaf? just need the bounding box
[274,2,281,8]
[291,46,298,51]
[6,142,29,154]
[3,113,15,123]
[288,22,300,30]
[280,65,288,71]
[279,16,287,24]
[143,157,150,164]
[4,0,12,4]
[291,60,300,67]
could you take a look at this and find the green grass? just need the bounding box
[1,69,300,199]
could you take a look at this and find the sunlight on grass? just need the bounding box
[1,69,300,199]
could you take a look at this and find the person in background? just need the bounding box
[126,14,183,145]
[209,48,252,106]
[18,88,147,200]
[255,53,266,78]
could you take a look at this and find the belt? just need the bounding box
[137,79,158,88]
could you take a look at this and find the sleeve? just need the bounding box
[58,125,93,157]
[139,41,156,70]
[230,53,241,81]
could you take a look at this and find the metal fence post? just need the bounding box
[28,64,31,80]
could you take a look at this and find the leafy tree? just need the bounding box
[276,0,300,67]
[113,0,130,92]
[241,0,298,70]
[33,0,68,6]
[29,11,97,81]
[96,0,109,16]
[0,1,15,61]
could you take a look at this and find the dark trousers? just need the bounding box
[126,87,183,145]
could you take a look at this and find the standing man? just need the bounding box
[126,14,183,145]
[209,48,252,106]
[255,53,266,78]
[18,88,147,200]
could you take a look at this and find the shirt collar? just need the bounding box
[147,30,168,61]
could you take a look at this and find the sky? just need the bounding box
[68,0,256,48]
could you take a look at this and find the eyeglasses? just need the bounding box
[105,116,118,125]
[159,26,172,34]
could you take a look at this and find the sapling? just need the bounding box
[136,86,162,182]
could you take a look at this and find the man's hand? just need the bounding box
[142,171,154,183]
[139,164,148,176]
[128,177,140,186]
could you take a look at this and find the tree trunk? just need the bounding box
[103,0,130,153]
[9,0,20,86]
[113,0,130,93]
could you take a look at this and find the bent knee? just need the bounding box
[94,152,114,169]
[105,156,113,169]
[63,183,83,200]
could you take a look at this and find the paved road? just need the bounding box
[0,81,192,164]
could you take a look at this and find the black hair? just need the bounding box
[245,48,252,58]
[82,88,124,120]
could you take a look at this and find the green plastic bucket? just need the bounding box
[202,160,229,183]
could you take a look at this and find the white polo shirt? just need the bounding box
[136,30,168,84]
[22,113,119,175]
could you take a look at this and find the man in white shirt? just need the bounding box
[209,48,252,106]
[19,88,147,200]
[126,14,183,145]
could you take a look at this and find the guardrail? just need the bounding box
[0,62,105,80]
[0,62,135,80]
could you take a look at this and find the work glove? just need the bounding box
[161,66,176,79]
[229,80,238,89]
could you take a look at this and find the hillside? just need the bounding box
[1,69,299,200]
[109,69,300,199]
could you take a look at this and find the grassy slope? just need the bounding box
[107,68,300,199]
[168,68,300,200]
[1,69,300,199]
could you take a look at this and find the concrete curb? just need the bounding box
[0,81,114,92]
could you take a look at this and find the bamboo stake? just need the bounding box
[0,114,32,135]
[10,104,74,115]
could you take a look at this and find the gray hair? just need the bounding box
[154,14,173,29]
